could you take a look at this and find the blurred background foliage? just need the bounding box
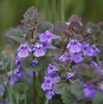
[0,0,103,48]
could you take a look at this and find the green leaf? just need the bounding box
[37,21,54,33]
[6,28,25,43]
[40,56,51,70]
[93,92,103,104]
[0,53,10,70]
[53,84,65,95]
[22,56,42,72]
[71,82,85,100]
[62,86,77,104]
[12,82,28,100]
[55,21,68,36]
[23,6,39,24]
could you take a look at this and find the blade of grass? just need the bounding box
[96,55,101,68]
[60,0,65,22]
[45,98,49,104]
[44,0,49,21]
[0,48,11,101]
[51,0,56,25]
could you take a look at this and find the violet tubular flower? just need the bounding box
[66,39,82,53]
[15,56,22,67]
[91,44,100,57]
[59,52,73,62]
[0,85,5,96]
[83,85,97,99]
[14,67,22,74]
[72,52,83,63]
[41,77,53,91]
[32,59,38,66]
[32,43,45,57]
[66,72,74,80]
[17,43,32,58]
[47,64,58,75]
[39,30,59,44]
[45,89,55,99]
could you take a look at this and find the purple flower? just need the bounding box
[41,77,53,91]
[91,45,100,57]
[83,85,97,98]
[0,85,5,96]
[42,42,54,49]
[47,64,58,75]
[49,72,61,84]
[26,71,33,77]
[45,89,55,99]
[15,56,22,66]
[32,59,38,66]
[17,43,32,58]
[72,52,83,63]
[0,98,12,104]
[39,30,59,44]
[32,43,45,57]
[59,52,72,62]
[90,61,100,71]
[66,39,82,53]
[14,67,22,74]
[10,75,18,86]
[99,81,103,92]
[66,73,74,80]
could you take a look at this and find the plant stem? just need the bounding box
[52,0,56,25]
[44,0,49,21]
[60,0,65,22]
[24,90,26,104]
[33,72,36,104]
[31,31,36,104]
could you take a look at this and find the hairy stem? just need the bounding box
[31,31,36,104]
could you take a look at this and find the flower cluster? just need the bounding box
[41,64,60,99]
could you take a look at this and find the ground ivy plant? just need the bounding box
[0,6,103,104]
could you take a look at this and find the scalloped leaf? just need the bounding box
[68,14,81,22]
[53,84,65,95]
[6,28,25,43]
[93,92,103,104]
[71,82,84,100]
[12,82,28,100]
[23,6,39,24]
[55,21,68,36]
[37,22,54,33]
[62,86,77,104]
[22,56,42,72]
[0,53,11,70]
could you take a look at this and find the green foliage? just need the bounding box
[55,21,68,36]
[73,63,102,84]
[6,28,25,43]
[71,82,85,100]
[22,56,51,72]
[93,92,103,104]
[22,56,42,72]
[61,86,77,104]
[12,82,28,100]
[37,21,54,33]
[0,53,10,70]
[53,84,65,95]
[23,6,40,24]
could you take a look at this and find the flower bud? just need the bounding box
[23,34,29,40]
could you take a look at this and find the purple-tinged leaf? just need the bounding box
[55,21,68,36]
